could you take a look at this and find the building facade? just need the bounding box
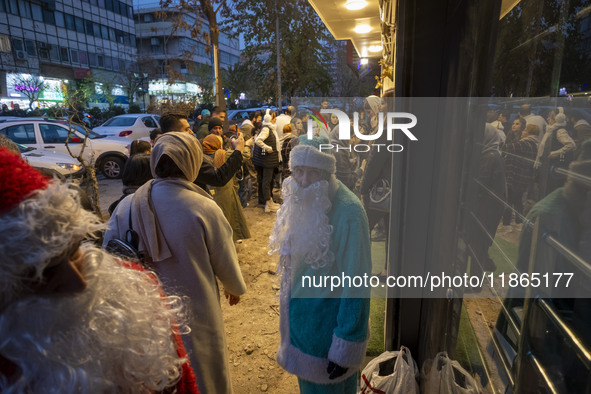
[133,1,240,103]
[0,0,137,109]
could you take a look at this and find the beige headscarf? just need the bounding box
[150,131,203,182]
[132,132,208,262]
[365,95,382,115]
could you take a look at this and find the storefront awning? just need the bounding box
[307,0,385,60]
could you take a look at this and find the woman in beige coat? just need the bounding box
[104,132,246,394]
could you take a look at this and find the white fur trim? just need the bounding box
[277,338,359,385]
[290,144,336,174]
[327,333,368,368]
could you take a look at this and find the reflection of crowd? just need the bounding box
[472,104,590,274]
[474,105,591,385]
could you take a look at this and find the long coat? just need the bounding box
[104,180,246,394]
[206,152,251,241]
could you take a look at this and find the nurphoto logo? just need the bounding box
[303,107,418,153]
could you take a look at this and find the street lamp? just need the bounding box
[134,72,149,112]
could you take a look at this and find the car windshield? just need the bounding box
[102,117,136,127]
[67,123,104,139]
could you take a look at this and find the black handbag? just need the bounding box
[105,201,145,264]
[368,178,391,212]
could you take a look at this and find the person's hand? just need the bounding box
[265,146,273,154]
[548,150,560,159]
[327,361,348,379]
[231,132,245,152]
[224,290,240,306]
[245,137,254,148]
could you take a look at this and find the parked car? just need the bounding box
[227,107,270,126]
[93,114,161,140]
[0,119,130,179]
[17,142,85,179]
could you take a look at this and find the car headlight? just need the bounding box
[56,163,82,171]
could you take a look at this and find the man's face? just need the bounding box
[211,126,223,136]
[255,115,262,123]
[213,112,227,122]
[321,101,329,109]
[179,119,193,134]
[292,166,327,189]
[498,113,507,123]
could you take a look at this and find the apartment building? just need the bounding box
[0,0,136,109]
[133,0,240,102]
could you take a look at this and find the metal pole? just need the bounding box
[275,0,281,111]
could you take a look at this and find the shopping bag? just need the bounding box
[420,352,481,394]
[359,346,419,394]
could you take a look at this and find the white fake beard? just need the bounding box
[0,244,188,394]
[269,177,334,270]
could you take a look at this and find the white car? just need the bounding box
[93,114,161,140]
[0,120,130,179]
[18,143,85,178]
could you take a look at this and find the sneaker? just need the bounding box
[265,201,279,213]
[269,200,281,209]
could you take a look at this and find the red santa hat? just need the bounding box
[0,148,104,304]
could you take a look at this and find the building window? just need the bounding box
[143,13,153,22]
[112,57,119,70]
[0,35,11,52]
[90,0,97,5]
[75,17,85,34]
[105,0,112,12]
[25,39,35,56]
[31,3,42,21]
[104,55,112,69]
[71,49,79,63]
[101,25,108,40]
[60,46,69,62]
[55,11,65,27]
[97,54,104,67]
[11,38,23,51]
[43,9,55,25]
[8,0,18,16]
[109,27,116,41]
[37,42,49,59]
[49,44,60,61]
[65,14,74,30]
[17,0,31,19]
[150,37,162,54]
[79,50,88,65]
[88,52,97,66]
[85,20,93,36]
[93,23,100,38]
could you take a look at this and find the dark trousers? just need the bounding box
[256,165,275,204]
[502,185,526,225]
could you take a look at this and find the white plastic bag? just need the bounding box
[420,352,481,394]
[360,346,420,394]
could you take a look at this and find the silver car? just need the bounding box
[0,120,130,179]
[93,114,161,140]
[18,143,85,178]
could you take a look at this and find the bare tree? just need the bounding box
[12,74,46,110]
[158,0,227,111]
